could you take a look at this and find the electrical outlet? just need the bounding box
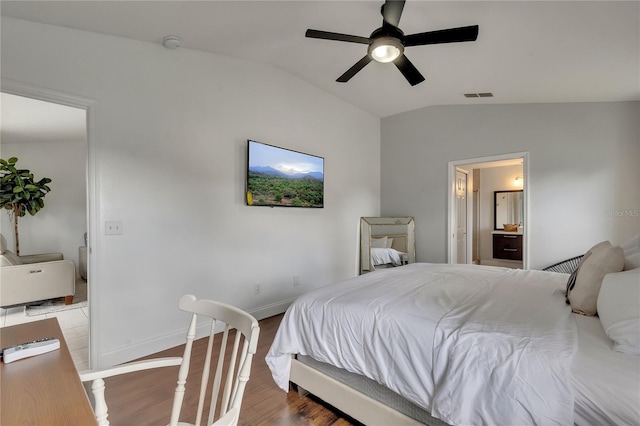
[254,283,261,295]
[293,275,300,286]
[105,220,123,235]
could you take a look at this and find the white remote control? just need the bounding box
[2,337,60,363]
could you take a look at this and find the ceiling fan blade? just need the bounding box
[393,54,425,86]
[404,25,479,47]
[306,29,370,44]
[381,0,406,28]
[337,56,373,83]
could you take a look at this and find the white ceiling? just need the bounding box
[1,93,86,144]
[1,0,639,118]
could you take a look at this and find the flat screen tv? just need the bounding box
[246,140,324,208]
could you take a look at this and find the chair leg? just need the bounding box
[64,295,74,305]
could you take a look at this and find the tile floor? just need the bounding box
[1,304,89,371]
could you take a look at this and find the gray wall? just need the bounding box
[381,102,639,269]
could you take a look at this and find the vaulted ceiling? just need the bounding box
[2,1,639,118]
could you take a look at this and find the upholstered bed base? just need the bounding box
[290,356,448,426]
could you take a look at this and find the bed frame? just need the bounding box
[290,356,450,426]
[385,234,408,253]
[290,357,423,425]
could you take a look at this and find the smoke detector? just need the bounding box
[163,36,181,49]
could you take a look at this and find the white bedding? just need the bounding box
[370,247,405,266]
[572,314,640,425]
[266,263,578,425]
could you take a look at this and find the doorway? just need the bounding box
[1,80,96,368]
[447,152,529,268]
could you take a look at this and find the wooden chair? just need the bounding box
[79,294,260,426]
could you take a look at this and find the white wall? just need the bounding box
[1,17,381,366]
[381,102,639,269]
[0,139,87,275]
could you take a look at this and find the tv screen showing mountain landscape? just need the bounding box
[247,140,324,208]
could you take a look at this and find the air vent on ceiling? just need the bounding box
[464,92,494,98]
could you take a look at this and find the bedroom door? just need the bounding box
[455,169,468,264]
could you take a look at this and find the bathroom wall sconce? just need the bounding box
[514,176,523,187]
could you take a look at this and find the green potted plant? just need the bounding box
[0,157,52,255]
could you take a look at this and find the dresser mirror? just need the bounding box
[360,217,415,274]
[494,190,524,230]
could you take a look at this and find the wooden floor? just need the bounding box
[98,313,361,426]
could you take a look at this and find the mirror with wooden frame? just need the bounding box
[360,217,415,274]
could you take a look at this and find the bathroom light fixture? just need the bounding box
[514,176,523,187]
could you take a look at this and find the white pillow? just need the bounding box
[371,237,388,248]
[597,269,640,355]
[568,241,625,316]
[386,237,394,248]
[621,234,640,270]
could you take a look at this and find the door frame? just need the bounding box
[447,151,530,268]
[453,167,469,264]
[2,78,99,367]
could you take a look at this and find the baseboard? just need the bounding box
[97,298,294,368]
[247,297,295,321]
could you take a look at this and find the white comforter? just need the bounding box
[266,263,577,425]
[370,247,404,266]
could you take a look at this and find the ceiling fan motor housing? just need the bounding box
[304,0,479,85]
[368,26,405,62]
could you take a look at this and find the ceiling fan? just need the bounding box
[306,0,479,86]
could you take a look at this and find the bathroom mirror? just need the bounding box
[360,217,415,274]
[494,190,524,230]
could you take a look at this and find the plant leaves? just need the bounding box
[0,157,52,226]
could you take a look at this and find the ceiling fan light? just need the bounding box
[372,45,400,62]
[368,37,404,63]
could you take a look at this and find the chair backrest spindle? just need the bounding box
[195,318,218,426]
[169,312,198,426]
[217,330,240,419]
[80,294,259,426]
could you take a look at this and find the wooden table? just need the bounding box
[1,318,97,425]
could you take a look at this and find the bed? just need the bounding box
[370,235,407,268]
[266,261,640,425]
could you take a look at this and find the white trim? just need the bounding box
[447,152,530,269]
[99,298,295,367]
[1,78,100,367]
[453,167,470,264]
[1,79,94,109]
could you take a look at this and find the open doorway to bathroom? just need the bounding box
[0,90,90,370]
[448,152,529,269]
